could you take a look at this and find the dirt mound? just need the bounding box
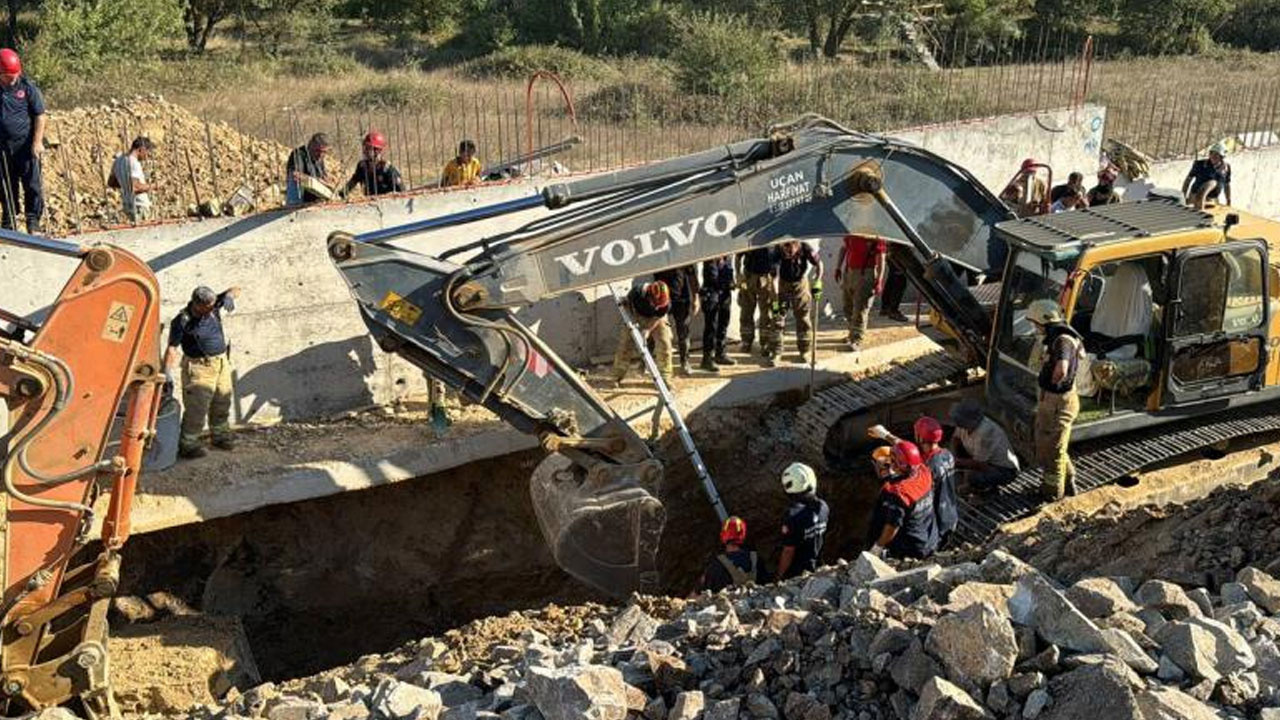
[993,472,1280,588]
[40,96,344,236]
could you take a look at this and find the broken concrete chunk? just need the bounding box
[869,565,941,596]
[667,691,703,720]
[744,693,778,719]
[1098,627,1159,674]
[799,575,839,604]
[979,550,1036,584]
[943,583,1015,616]
[1008,572,1108,654]
[910,676,991,720]
[849,551,896,585]
[889,638,944,694]
[1134,686,1223,720]
[781,692,830,720]
[1021,689,1051,720]
[525,665,629,720]
[1186,588,1214,617]
[1040,658,1142,720]
[1135,580,1203,619]
[868,623,914,658]
[925,602,1017,687]
[1156,654,1185,683]
[1006,672,1044,698]
[703,697,739,720]
[1063,578,1138,618]
[1156,616,1256,681]
[371,679,444,720]
[1239,567,1280,614]
[1214,669,1260,705]
[605,605,658,648]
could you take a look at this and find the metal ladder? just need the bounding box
[610,284,730,524]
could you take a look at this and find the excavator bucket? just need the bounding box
[530,453,665,595]
[328,235,666,596]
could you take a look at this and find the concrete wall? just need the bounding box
[1,105,1106,424]
[1119,144,1280,219]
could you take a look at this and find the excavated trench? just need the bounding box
[115,400,883,684]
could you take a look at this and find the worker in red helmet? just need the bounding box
[699,516,770,592]
[864,439,939,560]
[870,417,957,545]
[612,280,674,385]
[1000,157,1048,217]
[0,48,45,233]
[342,130,405,198]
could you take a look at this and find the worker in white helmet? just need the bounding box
[1027,298,1084,500]
[776,462,829,580]
[1183,142,1232,210]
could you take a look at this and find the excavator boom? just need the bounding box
[328,116,1013,595]
[0,232,163,716]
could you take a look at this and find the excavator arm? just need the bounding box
[0,232,163,716]
[327,115,1012,595]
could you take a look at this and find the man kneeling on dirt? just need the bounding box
[700,516,770,592]
[866,441,939,560]
[949,399,1019,492]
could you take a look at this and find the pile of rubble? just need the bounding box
[41,96,334,235]
[191,548,1280,720]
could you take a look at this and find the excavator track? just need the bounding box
[954,404,1280,544]
[794,349,976,461]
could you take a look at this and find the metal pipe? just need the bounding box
[353,194,546,244]
[0,229,84,257]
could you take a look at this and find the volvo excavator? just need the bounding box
[327,114,1280,597]
[0,233,163,715]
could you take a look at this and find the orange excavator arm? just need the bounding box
[0,232,162,717]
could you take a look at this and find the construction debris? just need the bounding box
[176,545,1280,719]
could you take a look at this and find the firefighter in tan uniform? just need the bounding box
[164,285,240,459]
[1027,298,1084,500]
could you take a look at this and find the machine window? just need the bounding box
[1175,247,1264,336]
[996,250,1072,367]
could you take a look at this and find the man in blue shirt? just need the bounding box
[1182,143,1232,210]
[164,286,240,458]
[0,49,45,233]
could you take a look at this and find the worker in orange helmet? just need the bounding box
[699,516,770,592]
[612,280,674,385]
[869,417,958,547]
[865,440,939,559]
[342,130,405,198]
[0,48,46,233]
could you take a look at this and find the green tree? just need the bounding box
[343,0,460,40]
[1218,0,1280,50]
[183,0,233,52]
[941,0,1030,55]
[1117,0,1235,54]
[671,12,779,96]
[242,0,338,57]
[28,0,183,86]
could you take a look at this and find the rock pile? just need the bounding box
[186,548,1280,720]
[40,96,334,235]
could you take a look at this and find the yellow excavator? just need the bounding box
[326,114,1280,594]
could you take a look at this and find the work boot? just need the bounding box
[741,339,753,354]
[179,444,208,460]
[678,358,692,376]
[883,309,909,323]
[700,355,720,373]
[761,353,777,368]
[843,339,861,352]
[714,352,736,366]
[212,436,236,451]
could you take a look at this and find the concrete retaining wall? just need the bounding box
[1,105,1106,423]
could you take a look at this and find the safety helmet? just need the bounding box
[1020,158,1038,172]
[891,440,924,470]
[913,416,944,444]
[720,516,748,546]
[871,446,894,474]
[0,49,20,76]
[363,130,387,150]
[1209,142,1228,157]
[1026,298,1064,325]
[781,462,817,494]
[645,281,670,310]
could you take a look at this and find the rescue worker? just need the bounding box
[654,264,700,376]
[773,240,824,364]
[164,285,241,459]
[0,48,45,233]
[879,249,910,323]
[1000,158,1048,216]
[612,280,673,385]
[700,516,770,592]
[441,139,482,187]
[950,399,1019,492]
[285,133,332,205]
[835,234,886,351]
[1087,168,1121,207]
[868,416,958,547]
[866,441,939,560]
[1182,143,1232,209]
[342,130,405,197]
[1028,298,1083,500]
[776,461,829,580]
[700,255,736,373]
[736,247,780,365]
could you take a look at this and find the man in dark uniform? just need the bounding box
[164,285,241,459]
[868,416,958,548]
[776,461,829,579]
[700,516,770,592]
[773,241,824,364]
[342,130,405,198]
[736,247,780,364]
[879,248,910,323]
[612,280,673,384]
[654,264,700,376]
[700,255,736,373]
[866,441,939,560]
[1182,143,1232,209]
[0,48,45,233]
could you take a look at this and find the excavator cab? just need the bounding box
[986,200,1275,453]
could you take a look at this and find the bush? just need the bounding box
[1219,0,1280,50]
[1117,0,1235,54]
[316,77,450,109]
[28,0,184,88]
[463,44,621,81]
[670,12,781,97]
